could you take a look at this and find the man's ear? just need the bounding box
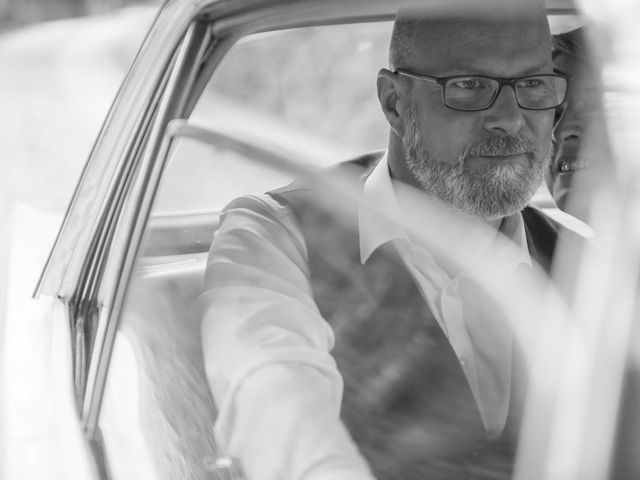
[377,68,406,138]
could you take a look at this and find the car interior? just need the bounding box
[94,4,640,479]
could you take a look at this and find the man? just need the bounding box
[202,4,566,480]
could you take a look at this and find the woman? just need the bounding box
[549,27,615,223]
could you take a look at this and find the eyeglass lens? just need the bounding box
[444,76,567,111]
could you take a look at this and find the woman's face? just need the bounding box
[549,48,611,218]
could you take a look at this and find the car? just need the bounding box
[15,0,640,478]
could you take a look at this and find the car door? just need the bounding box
[33,0,640,479]
[33,2,398,477]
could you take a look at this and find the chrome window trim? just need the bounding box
[82,20,210,436]
[35,0,202,299]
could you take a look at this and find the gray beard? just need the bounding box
[403,107,551,220]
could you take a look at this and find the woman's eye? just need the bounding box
[558,159,589,172]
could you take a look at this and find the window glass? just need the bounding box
[97,12,639,480]
[153,136,296,215]
[192,23,392,153]
[99,22,394,478]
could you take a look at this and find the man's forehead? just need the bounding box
[391,12,551,72]
[408,14,549,45]
[430,23,550,58]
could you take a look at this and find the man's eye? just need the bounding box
[518,78,544,89]
[450,78,485,89]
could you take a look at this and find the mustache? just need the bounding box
[460,135,537,161]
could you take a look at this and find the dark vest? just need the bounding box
[269,152,560,480]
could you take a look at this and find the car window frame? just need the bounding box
[32,1,584,478]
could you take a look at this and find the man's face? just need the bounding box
[399,18,555,219]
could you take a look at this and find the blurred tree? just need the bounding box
[0,0,156,32]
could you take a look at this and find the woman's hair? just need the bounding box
[552,27,590,65]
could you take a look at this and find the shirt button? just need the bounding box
[459,357,466,366]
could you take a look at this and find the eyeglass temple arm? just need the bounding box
[394,69,440,85]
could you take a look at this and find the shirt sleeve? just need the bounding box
[201,193,375,480]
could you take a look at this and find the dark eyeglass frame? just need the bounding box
[394,68,569,112]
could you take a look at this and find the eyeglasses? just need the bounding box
[394,68,568,112]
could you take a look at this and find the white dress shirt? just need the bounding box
[202,194,374,480]
[359,153,531,439]
[201,153,532,480]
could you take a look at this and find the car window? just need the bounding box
[192,23,391,151]
[153,135,296,215]
[98,21,394,478]
[146,22,392,217]
[95,11,639,480]
[103,126,551,480]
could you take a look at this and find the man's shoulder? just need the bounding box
[328,150,386,175]
[263,153,385,274]
[268,150,385,201]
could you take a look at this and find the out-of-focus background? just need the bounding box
[0,2,157,478]
[1,0,158,213]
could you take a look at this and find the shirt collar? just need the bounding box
[358,152,407,264]
[498,209,532,269]
[358,152,532,270]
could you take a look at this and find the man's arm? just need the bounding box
[201,194,374,480]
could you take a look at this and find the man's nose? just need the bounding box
[482,85,526,135]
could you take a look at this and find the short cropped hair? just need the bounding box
[389,16,423,70]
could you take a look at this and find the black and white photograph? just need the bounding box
[1,0,639,479]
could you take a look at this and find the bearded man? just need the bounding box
[202,4,567,480]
